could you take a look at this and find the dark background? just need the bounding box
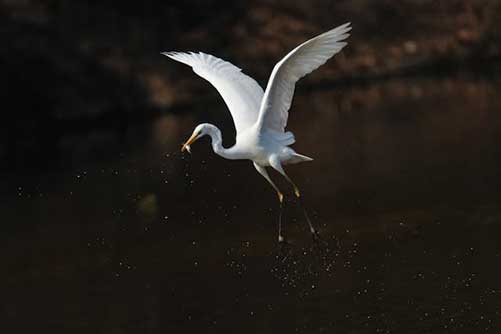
[2,0,501,333]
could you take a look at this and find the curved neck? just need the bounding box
[205,125,235,160]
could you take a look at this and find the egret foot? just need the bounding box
[294,187,300,198]
[278,236,292,248]
[277,192,285,245]
[277,238,293,261]
[311,230,328,247]
[302,207,316,237]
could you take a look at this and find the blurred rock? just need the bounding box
[137,193,158,218]
[2,0,501,170]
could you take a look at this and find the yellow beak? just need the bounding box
[181,133,199,153]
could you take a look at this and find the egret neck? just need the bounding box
[203,124,236,160]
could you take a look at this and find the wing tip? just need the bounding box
[337,22,352,32]
[339,22,352,30]
[330,22,352,35]
[314,22,351,43]
[322,22,352,44]
[161,51,183,59]
[161,51,208,59]
[162,51,205,66]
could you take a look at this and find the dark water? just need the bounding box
[2,76,501,333]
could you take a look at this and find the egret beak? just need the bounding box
[181,133,199,153]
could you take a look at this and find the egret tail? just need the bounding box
[286,153,314,165]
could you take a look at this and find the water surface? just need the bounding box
[2,76,501,333]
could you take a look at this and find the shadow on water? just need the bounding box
[2,75,501,333]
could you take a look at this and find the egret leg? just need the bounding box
[253,162,285,243]
[269,156,318,237]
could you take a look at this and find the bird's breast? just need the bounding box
[234,134,269,162]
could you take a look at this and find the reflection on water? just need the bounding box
[2,76,501,333]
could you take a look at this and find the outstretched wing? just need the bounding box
[162,52,264,134]
[256,23,351,132]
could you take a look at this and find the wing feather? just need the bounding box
[257,23,351,132]
[162,52,264,133]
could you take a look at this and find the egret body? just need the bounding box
[163,23,351,242]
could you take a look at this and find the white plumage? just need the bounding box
[257,23,351,132]
[163,23,351,242]
[163,52,264,133]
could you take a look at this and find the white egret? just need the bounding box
[163,23,351,242]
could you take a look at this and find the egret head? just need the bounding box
[181,123,211,153]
